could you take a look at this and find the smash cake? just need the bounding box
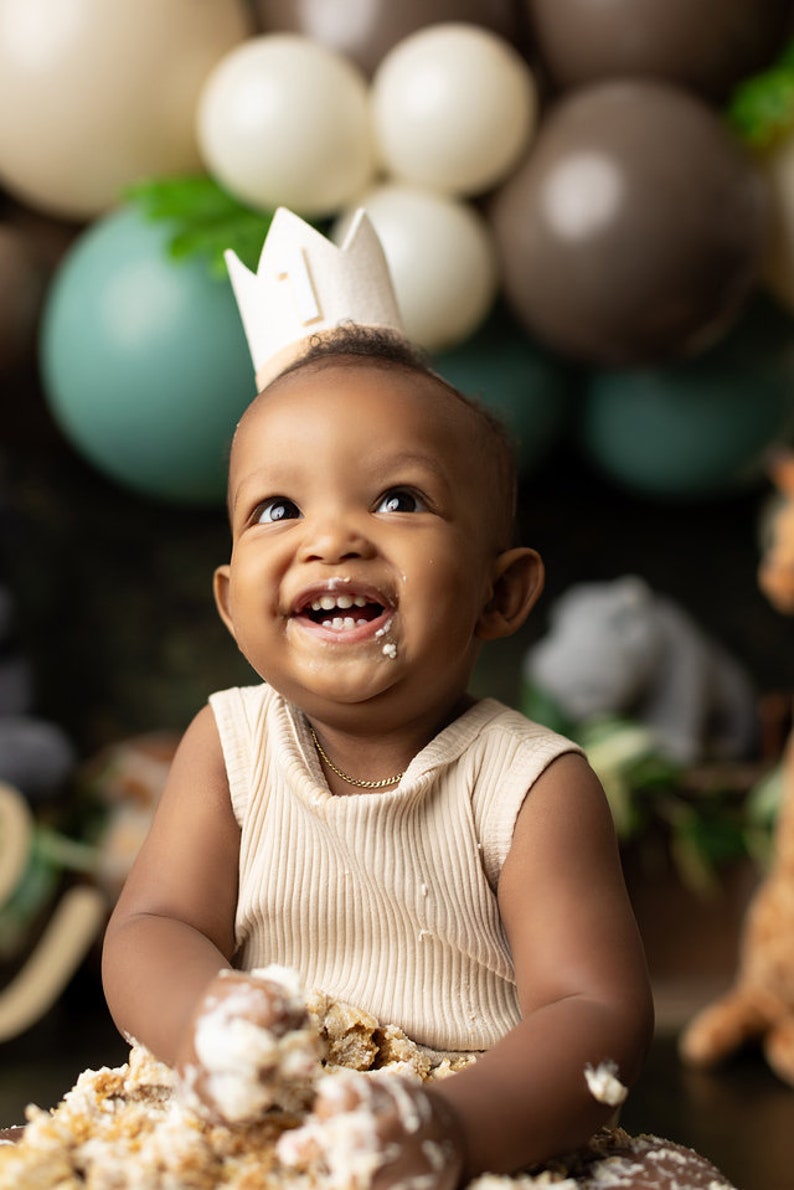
[0,967,735,1189]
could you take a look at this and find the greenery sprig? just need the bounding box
[728,39,794,150]
[125,174,278,278]
[521,680,774,894]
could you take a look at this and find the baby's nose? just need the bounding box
[299,514,374,563]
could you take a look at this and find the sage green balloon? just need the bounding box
[40,205,253,504]
[432,305,574,475]
[581,299,794,498]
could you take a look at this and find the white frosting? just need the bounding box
[195,1015,280,1122]
[277,1069,449,1190]
[584,1061,628,1107]
[189,965,320,1123]
[277,1072,383,1188]
[250,963,306,1009]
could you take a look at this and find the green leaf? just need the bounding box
[0,845,59,959]
[125,174,277,278]
[519,680,574,735]
[728,39,794,149]
[666,800,751,895]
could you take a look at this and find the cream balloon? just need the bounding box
[334,184,499,351]
[197,35,376,218]
[371,23,536,196]
[0,0,251,220]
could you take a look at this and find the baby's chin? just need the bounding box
[287,668,406,720]
[277,640,405,705]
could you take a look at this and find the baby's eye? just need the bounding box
[375,488,426,514]
[256,497,301,524]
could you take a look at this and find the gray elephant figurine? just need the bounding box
[524,576,757,766]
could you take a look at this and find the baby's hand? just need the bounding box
[177,965,323,1125]
[277,1069,464,1190]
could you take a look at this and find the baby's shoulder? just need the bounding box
[209,680,276,717]
[469,698,581,766]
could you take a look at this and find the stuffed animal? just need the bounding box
[0,780,107,1042]
[0,731,178,1042]
[0,583,95,1040]
[0,585,176,1042]
[523,575,757,766]
[758,449,794,615]
[679,731,794,1086]
[679,451,794,1087]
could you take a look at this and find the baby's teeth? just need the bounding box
[311,592,370,613]
[322,617,358,631]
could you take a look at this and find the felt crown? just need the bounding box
[225,207,404,391]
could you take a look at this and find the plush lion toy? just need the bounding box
[679,451,794,1086]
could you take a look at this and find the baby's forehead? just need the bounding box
[228,357,513,543]
[233,359,480,452]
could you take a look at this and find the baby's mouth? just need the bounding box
[294,590,391,635]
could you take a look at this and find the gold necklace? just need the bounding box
[310,727,404,789]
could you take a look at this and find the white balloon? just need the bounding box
[197,34,376,218]
[371,22,536,197]
[334,184,499,351]
[0,0,250,219]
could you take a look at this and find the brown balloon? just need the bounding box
[490,80,770,367]
[251,0,526,75]
[522,0,793,102]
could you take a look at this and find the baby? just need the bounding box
[102,251,653,1184]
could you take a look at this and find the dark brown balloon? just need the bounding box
[251,0,525,75]
[522,0,793,102]
[490,80,769,367]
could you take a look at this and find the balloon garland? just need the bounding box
[0,3,791,499]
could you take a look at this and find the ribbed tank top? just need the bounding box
[210,685,580,1052]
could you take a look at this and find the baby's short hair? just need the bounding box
[272,324,519,549]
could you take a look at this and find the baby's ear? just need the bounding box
[476,548,545,641]
[213,564,236,641]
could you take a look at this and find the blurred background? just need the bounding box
[3,2,794,1185]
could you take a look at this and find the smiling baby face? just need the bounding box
[214,355,541,734]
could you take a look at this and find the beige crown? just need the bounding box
[225,207,404,391]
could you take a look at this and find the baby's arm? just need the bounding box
[102,705,241,1067]
[428,751,655,1179]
